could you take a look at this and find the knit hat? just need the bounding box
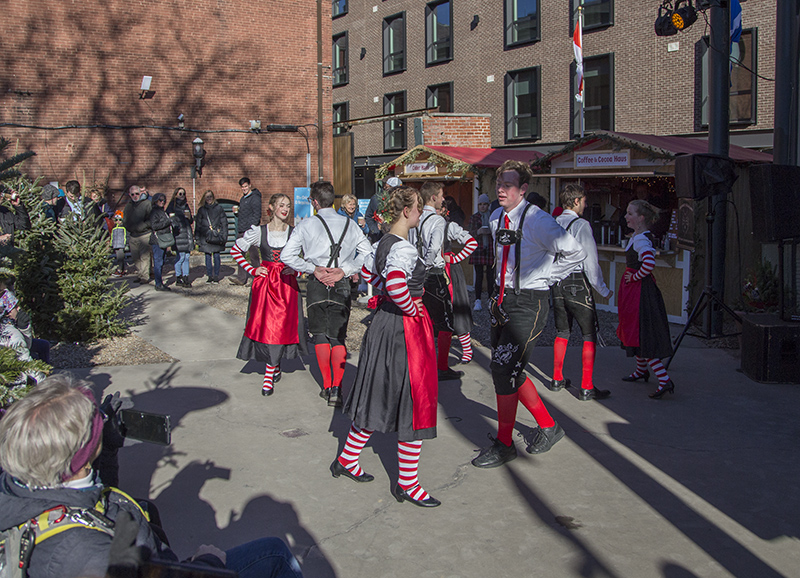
[41,184,60,201]
[114,210,124,220]
[386,177,403,187]
[478,194,491,205]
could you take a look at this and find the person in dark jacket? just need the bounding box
[40,184,61,222]
[122,185,153,284]
[149,193,173,291]
[230,177,262,285]
[195,189,228,284]
[0,185,31,246]
[167,186,194,287]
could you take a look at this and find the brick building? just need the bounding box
[0,0,333,219]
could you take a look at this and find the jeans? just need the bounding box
[473,264,495,300]
[225,537,303,578]
[152,245,166,287]
[174,251,190,277]
[205,252,220,277]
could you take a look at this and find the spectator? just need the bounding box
[40,184,60,222]
[0,185,31,245]
[149,193,173,292]
[110,211,127,277]
[230,177,262,285]
[122,185,153,285]
[167,187,194,287]
[0,276,33,362]
[195,190,228,284]
[337,194,368,234]
[468,194,494,311]
[365,177,402,243]
[58,180,88,222]
[443,195,466,226]
[88,188,113,229]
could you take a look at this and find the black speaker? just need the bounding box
[741,313,800,383]
[748,164,800,242]
[675,154,737,200]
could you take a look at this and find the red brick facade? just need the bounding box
[421,114,491,148]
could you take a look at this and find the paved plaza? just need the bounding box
[70,284,800,578]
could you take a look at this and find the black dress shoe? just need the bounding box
[578,387,611,401]
[471,434,517,468]
[261,387,274,397]
[438,368,464,381]
[622,370,650,382]
[319,388,330,401]
[330,459,374,483]
[273,368,282,384]
[649,380,675,399]
[392,484,441,507]
[327,386,343,407]
[547,378,571,391]
[524,423,565,454]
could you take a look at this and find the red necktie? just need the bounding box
[498,214,510,305]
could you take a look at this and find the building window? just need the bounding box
[505,0,539,48]
[505,67,540,141]
[572,53,614,135]
[571,0,613,32]
[384,91,406,152]
[700,29,756,127]
[333,32,348,87]
[426,82,453,112]
[332,0,347,18]
[383,12,406,75]
[333,102,349,136]
[426,0,452,65]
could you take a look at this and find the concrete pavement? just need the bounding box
[72,283,800,578]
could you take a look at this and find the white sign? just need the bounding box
[574,150,630,169]
[404,162,438,175]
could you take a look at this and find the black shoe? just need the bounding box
[174,277,184,287]
[327,386,343,407]
[438,368,464,381]
[547,378,570,392]
[330,459,374,483]
[649,380,675,399]
[524,423,565,454]
[319,388,330,401]
[229,277,247,286]
[212,276,220,284]
[392,484,441,508]
[578,387,611,401]
[622,370,650,382]
[261,386,274,397]
[274,368,282,384]
[207,276,214,284]
[183,276,192,287]
[154,284,171,292]
[471,434,517,468]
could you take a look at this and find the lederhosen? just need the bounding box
[417,213,454,334]
[442,222,473,336]
[306,215,352,343]
[551,217,598,342]
[489,204,550,395]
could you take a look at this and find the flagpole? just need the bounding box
[578,4,584,138]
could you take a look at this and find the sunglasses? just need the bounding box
[177,192,186,196]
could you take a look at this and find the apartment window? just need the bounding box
[505,0,539,47]
[333,32,348,87]
[572,53,614,135]
[333,102,349,136]
[426,83,453,112]
[571,0,613,32]
[332,0,347,18]
[700,29,756,127]
[505,67,540,141]
[383,13,406,75]
[426,0,452,65]
[384,91,406,152]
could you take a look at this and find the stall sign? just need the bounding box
[574,150,630,169]
[404,162,439,175]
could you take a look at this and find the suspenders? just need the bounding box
[316,214,351,267]
[494,203,534,296]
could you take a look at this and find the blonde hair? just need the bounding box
[385,186,423,224]
[628,199,662,226]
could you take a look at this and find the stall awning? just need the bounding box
[425,146,544,167]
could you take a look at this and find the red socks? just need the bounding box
[315,343,332,389]
[553,337,568,381]
[581,341,596,390]
[457,334,473,363]
[262,364,277,394]
[397,440,430,501]
[518,377,555,429]
[338,424,373,477]
[331,345,347,388]
[647,358,670,386]
[496,393,519,447]
[437,332,453,371]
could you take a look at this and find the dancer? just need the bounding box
[617,200,675,398]
[549,184,613,400]
[332,186,440,508]
[281,181,371,407]
[232,193,306,396]
[472,160,585,468]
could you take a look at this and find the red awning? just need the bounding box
[426,145,543,168]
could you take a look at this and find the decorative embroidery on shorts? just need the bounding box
[492,343,518,366]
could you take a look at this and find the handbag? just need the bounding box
[154,228,175,249]
[205,214,226,245]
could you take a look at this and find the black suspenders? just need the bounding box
[316,214,351,267]
[494,203,534,296]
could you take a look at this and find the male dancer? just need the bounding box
[281,181,372,407]
[472,160,586,468]
[550,184,613,400]
[409,181,462,381]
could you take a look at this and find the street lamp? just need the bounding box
[191,137,206,214]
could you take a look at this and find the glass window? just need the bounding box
[572,53,614,135]
[332,0,347,18]
[384,91,407,152]
[333,102,349,136]
[426,83,453,112]
[571,0,613,32]
[505,0,539,47]
[426,0,452,65]
[383,13,406,75]
[700,29,756,126]
[505,67,540,141]
[332,32,348,87]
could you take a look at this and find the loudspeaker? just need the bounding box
[748,164,800,242]
[741,313,800,383]
[675,154,737,200]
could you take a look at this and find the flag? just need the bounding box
[573,11,583,102]
[730,0,742,45]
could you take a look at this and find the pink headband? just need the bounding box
[62,390,103,482]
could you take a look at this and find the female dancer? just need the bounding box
[617,200,675,398]
[331,186,440,508]
[232,193,306,396]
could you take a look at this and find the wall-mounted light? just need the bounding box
[192,137,206,177]
[471,15,480,30]
[140,76,155,99]
[177,113,185,130]
[250,120,261,132]
[360,47,367,60]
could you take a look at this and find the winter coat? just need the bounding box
[0,204,30,242]
[123,197,152,236]
[237,188,262,234]
[167,200,194,253]
[149,206,173,247]
[195,202,228,253]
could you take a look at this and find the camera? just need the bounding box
[496,228,521,246]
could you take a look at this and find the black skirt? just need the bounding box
[623,276,673,360]
[449,263,473,336]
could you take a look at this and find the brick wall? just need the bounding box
[0,0,332,220]
[421,114,491,147]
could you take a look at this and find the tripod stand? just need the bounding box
[666,197,741,369]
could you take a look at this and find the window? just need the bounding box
[505,0,539,47]
[572,53,614,135]
[332,0,347,18]
[505,67,540,141]
[384,91,406,152]
[426,0,452,65]
[333,102,349,136]
[383,13,406,75]
[700,29,756,127]
[426,83,453,112]
[571,0,613,32]
[332,32,348,87]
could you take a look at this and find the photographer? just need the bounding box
[0,184,31,246]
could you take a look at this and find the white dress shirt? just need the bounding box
[280,207,372,276]
[556,209,611,298]
[408,206,446,270]
[234,225,289,253]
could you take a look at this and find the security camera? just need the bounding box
[178,113,185,121]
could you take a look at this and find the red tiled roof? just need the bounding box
[425,145,544,168]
